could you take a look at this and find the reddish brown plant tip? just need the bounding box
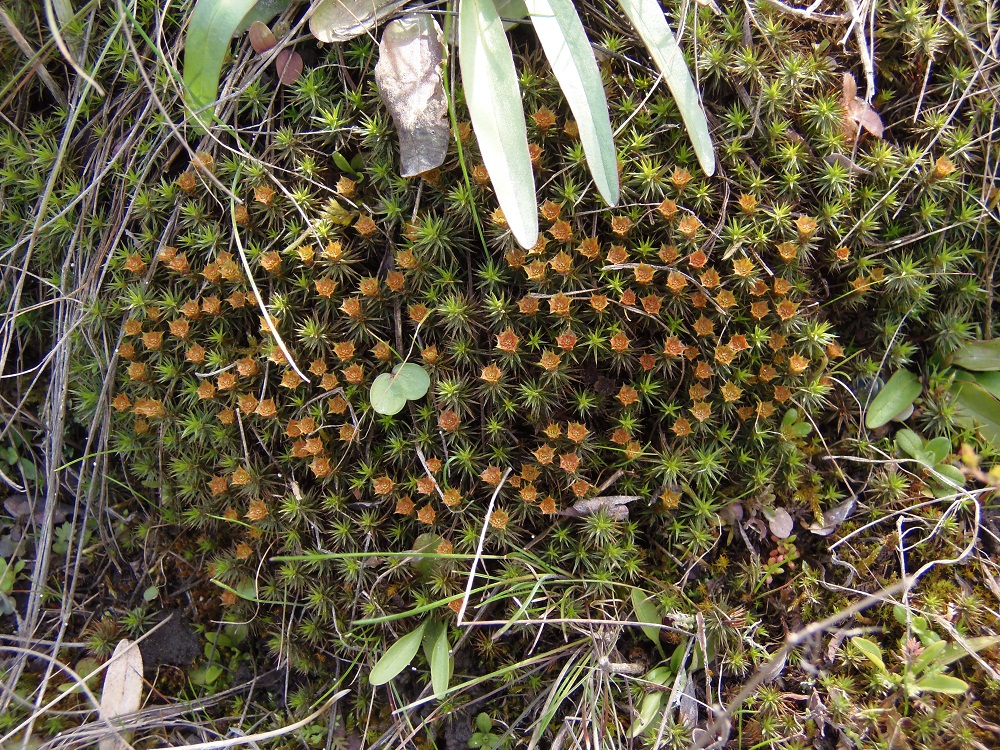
[549,250,573,273]
[275,49,303,85]
[677,215,700,240]
[488,508,509,530]
[658,199,678,221]
[540,200,562,222]
[518,295,540,315]
[438,410,460,432]
[480,465,503,486]
[534,444,555,465]
[442,488,462,508]
[373,476,394,495]
[354,215,377,237]
[617,385,639,407]
[396,496,415,518]
[607,245,628,265]
[531,106,557,134]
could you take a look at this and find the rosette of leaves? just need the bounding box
[181,0,714,248]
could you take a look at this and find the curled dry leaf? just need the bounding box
[841,72,884,139]
[275,49,303,85]
[374,14,449,178]
[98,639,144,750]
[565,495,640,520]
[766,506,794,539]
[248,21,277,53]
[309,0,410,44]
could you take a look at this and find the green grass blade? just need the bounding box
[524,0,618,205]
[459,0,538,248]
[184,0,260,115]
[616,0,715,176]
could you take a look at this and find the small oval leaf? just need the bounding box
[248,21,277,54]
[630,587,661,647]
[866,369,921,429]
[394,363,431,400]
[184,0,261,116]
[850,636,885,669]
[370,372,408,415]
[370,621,427,685]
[275,49,303,85]
[914,673,969,695]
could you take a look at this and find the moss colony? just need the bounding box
[3,0,999,747]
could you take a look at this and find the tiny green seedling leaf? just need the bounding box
[851,636,885,669]
[951,338,1000,372]
[370,363,430,415]
[866,369,921,429]
[630,587,662,649]
[370,621,427,685]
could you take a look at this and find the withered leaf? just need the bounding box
[374,14,449,178]
[98,639,143,750]
[309,0,410,44]
[842,72,884,139]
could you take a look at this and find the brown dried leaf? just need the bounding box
[309,0,410,43]
[248,21,276,53]
[99,639,143,750]
[374,14,449,178]
[275,49,303,85]
[841,72,884,138]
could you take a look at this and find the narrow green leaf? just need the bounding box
[937,636,1000,669]
[184,0,261,116]
[866,369,921,429]
[628,692,664,738]
[631,587,662,648]
[951,379,1000,445]
[952,339,1000,371]
[851,636,885,669]
[911,639,947,676]
[459,0,538,249]
[616,0,714,176]
[370,621,427,685]
[428,623,451,696]
[914,673,969,695]
[524,0,618,205]
[932,463,965,488]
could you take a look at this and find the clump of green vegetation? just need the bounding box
[1,0,999,747]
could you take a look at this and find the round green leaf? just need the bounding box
[866,369,921,429]
[370,372,408,415]
[393,363,431,400]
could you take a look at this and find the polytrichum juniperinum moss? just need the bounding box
[3,0,988,743]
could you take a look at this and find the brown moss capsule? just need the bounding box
[549,250,573,274]
[694,361,713,379]
[226,291,247,309]
[549,293,572,317]
[563,120,580,138]
[528,143,543,166]
[610,332,630,353]
[328,395,348,414]
[343,363,364,384]
[421,345,439,365]
[607,245,628,265]
[209,475,229,496]
[570,479,590,498]
[177,171,197,193]
[796,216,817,241]
[773,385,792,403]
[472,164,490,185]
[617,385,639,407]
[111,393,131,412]
[253,398,276,418]
[738,193,757,215]
[776,300,800,321]
[202,296,222,316]
[750,301,770,320]
[234,204,250,226]
[539,351,561,372]
[715,345,735,366]
[715,289,737,309]
[677,215,700,240]
[372,342,392,361]
[518,295,540,315]
[505,249,526,268]
[577,237,600,260]
[589,294,609,312]
[534,444,555,465]
[354,215,378,237]
[692,315,714,337]
[788,354,810,374]
[202,261,222,284]
[520,484,538,503]
[540,200,562,221]
[620,289,637,307]
[543,423,562,439]
[758,364,778,382]
[757,401,775,419]
[671,166,692,191]
[689,383,710,401]
[664,338,685,357]
[639,353,657,371]
[442,488,462,507]
[339,424,358,442]
[559,453,580,473]
[279,371,302,389]
[690,402,712,422]
[124,253,147,274]
[667,271,688,294]
[531,106,556,134]
[641,294,662,315]
[633,263,655,284]
[730,334,750,352]
[777,242,798,262]
[340,297,363,319]
[438,410,460,432]
[385,271,405,292]
[359,277,380,297]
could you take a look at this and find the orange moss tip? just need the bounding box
[417,476,437,495]
[245,500,268,521]
[616,385,639,407]
[672,417,692,437]
[670,166,692,191]
[518,295,540,315]
[416,505,437,525]
[589,294,609,312]
[197,380,216,400]
[255,398,278,418]
[531,106,556,133]
[607,245,628,265]
[438,410,460,432]
[373,476,394,495]
[480,465,504,486]
[442,488,462,507]
[354,215,377,237]
[677,215,700,240]
[658,199,678,221]
[540,200,562,222]
[395,496,415,516]
[488,508,509,530]
[339,424,358,442]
